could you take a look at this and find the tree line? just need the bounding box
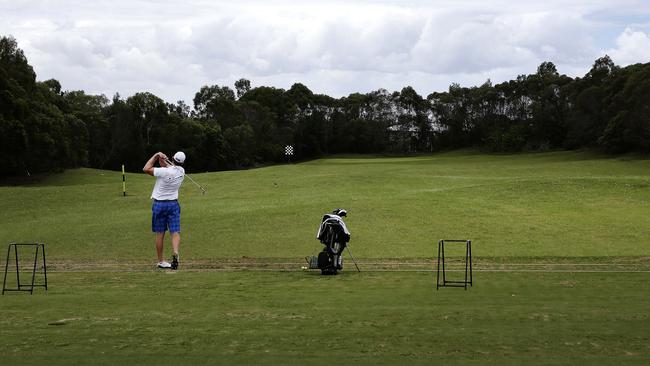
[1,35,649,177]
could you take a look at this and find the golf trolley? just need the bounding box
[306,209,360,275]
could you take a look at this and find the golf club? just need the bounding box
[164,156,207,195]
[345,243,361,272]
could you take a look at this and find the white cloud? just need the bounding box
[606,28,650,65]
[1,0,649,103]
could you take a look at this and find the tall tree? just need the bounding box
[599,63,650,152]
[0,36,35,175]
[234,78,251,99]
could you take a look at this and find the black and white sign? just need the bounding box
[285,145,294,156]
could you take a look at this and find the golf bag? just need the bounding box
[313,209,350,275]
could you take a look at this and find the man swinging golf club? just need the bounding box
[143,151,186,270]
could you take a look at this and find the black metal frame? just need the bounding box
[2,243,48,295]
[436,239,472,290]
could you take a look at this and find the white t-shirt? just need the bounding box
[151,166,185,200]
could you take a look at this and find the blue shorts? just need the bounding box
[151,200,181,233]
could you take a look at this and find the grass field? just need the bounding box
[2,150,650,262]
[2,271,649,365]
[1,150,650,364]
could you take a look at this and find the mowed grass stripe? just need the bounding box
[11,256,650,272]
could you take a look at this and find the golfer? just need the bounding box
[143,151,186,269]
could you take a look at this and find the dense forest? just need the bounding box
[1,35,649,177]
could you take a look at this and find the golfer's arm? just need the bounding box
[143,153,160,176]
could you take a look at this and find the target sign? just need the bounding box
[285,145,294,156]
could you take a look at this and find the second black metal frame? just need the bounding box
[436,239,472,290]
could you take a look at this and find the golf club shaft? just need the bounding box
[184,174,207,193]
[164,157,207,193]
[345,244,361,272]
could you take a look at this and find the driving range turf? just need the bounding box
[1,150,649,365]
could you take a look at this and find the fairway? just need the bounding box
[1,150,650,364]
[2,150,650,263]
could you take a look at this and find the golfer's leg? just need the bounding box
[169,202,181,256]
[156,232,165,262]
[171,232,180,256]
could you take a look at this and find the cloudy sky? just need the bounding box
[2,0,650,103]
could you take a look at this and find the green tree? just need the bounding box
[1,36,91,175]
[599,63,650,152]
[0,36,35,175]
[62,91,111,167]
[565,56,619,148]
[234,78,251,99]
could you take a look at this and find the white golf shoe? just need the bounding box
[157,261,172,269]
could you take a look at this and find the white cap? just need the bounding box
[173,151,186,164]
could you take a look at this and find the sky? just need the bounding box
[1,0,650,104]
